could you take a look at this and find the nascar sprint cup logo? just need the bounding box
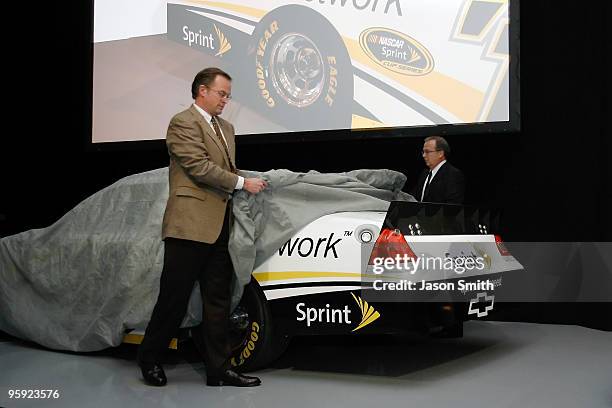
[359,28,433,75]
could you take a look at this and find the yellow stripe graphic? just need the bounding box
[344,38,484,122]
[123,333,177,349]
[253,271,362,283]
[189,1,266,19]
[352,114,386,129]
[253,271,415,285]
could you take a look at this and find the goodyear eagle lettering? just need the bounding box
[230,322,260,367]
[325,57,338,107]
[255,21,279,108]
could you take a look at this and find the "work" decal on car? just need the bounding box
[278,233,342,258]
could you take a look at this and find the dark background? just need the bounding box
[2,1,610,328]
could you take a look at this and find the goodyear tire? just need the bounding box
[228,278,288,372]
[249,5,353,132]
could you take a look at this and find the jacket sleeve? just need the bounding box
[410,170,425,199]
[166,115,238,193]
[445,168,465,204]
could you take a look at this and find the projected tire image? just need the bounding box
[228,278,288,372]
[250,5,353,131]
[270,33,324,108]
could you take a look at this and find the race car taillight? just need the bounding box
[495,234,511,256]
[368,228,417,265]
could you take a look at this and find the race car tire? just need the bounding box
[228,277,289,372]
[248,5,353,132]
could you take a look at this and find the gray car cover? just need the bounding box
[0,168,414,351]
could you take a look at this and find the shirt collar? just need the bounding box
[193,103,213,124]
[431,160,447,178]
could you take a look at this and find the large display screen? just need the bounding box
[93,0,516,143]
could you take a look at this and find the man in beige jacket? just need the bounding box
[137,67,266,387]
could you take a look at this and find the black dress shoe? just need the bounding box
[139,362,167,386]
[206,369,261,387]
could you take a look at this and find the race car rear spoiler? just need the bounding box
[382,201,501,236]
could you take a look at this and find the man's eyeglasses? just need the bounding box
[203,86,232,100]
[422,149,440,155]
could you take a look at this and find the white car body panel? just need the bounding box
[253,211,522,300]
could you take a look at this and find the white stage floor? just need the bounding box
[1,321,611,408]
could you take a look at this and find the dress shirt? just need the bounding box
[192,103,244,190]
[420,160,446,201]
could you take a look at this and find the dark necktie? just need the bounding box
[421,170,432,201]
[210,116,235,172]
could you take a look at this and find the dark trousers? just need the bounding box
[138,213,233,374]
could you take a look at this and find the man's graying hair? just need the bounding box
[425,136,451,158]
[191,67,232,99]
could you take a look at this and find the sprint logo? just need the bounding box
[296,293,380,331]
[180,23,231,57]
[168,4,233,58]
[350,293,380,332]
[213,24,231,57]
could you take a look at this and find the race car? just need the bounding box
[126,200,522,371]
[0,168,522,370]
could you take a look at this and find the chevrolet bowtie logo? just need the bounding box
[351,293,380,331]
[468,292,495,317]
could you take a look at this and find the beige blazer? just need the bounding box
[162,105,239,244]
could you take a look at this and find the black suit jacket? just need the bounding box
[411,162,465,204]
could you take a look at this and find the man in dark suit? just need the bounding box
[411,136,465,204]
[137,68,267,387]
